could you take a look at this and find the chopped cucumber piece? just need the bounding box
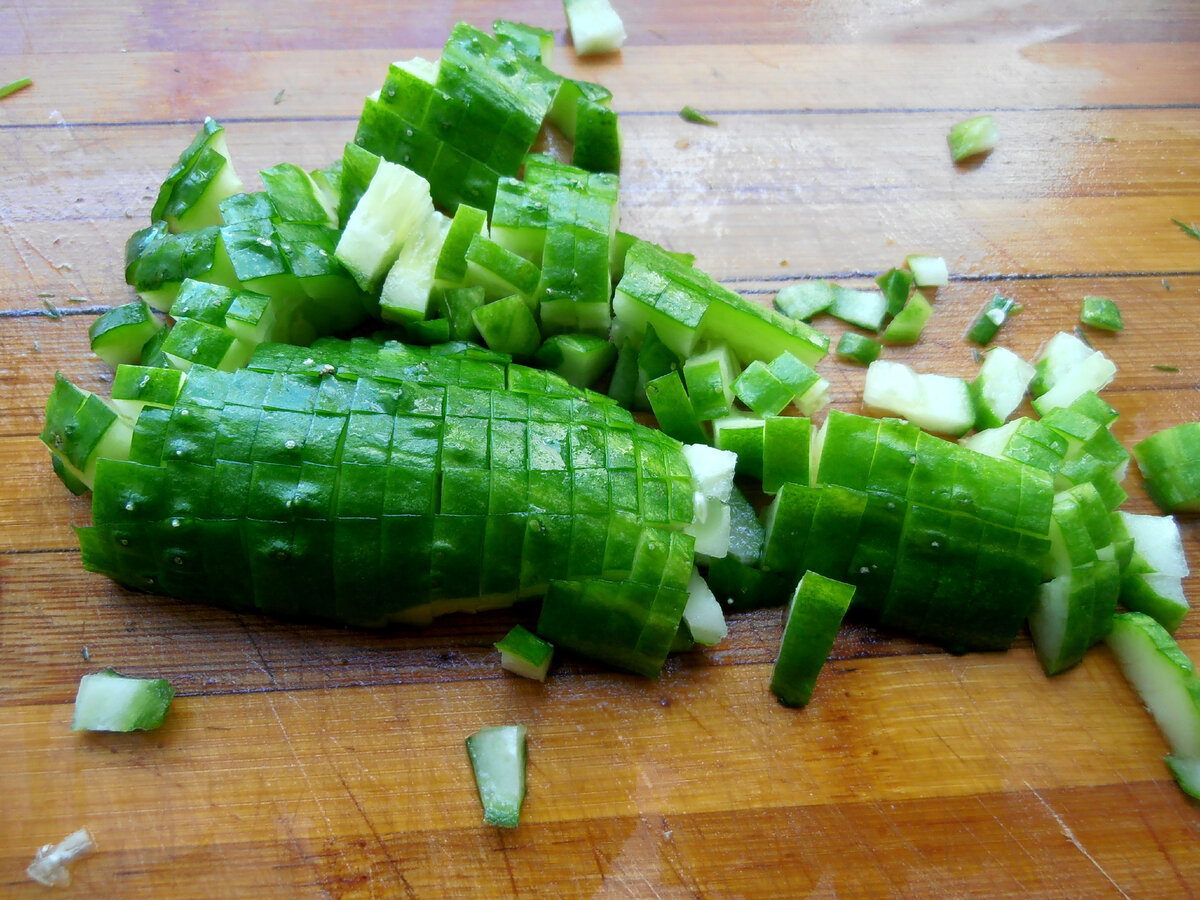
[965,294,1021,346]
[1080,295,1124,331]
[970,346,1035,430]
[712,414,765,480]
[679,106,718,126]
[863,359,974,437]
[1133,422,1200,513]
[379,209,451,323]
[334,158,434,294]
[533,333,617,389]
[647,372,707,445]
[465,725,527,828]
[573,99,622,174]
[472,295,541,359]
[152,117,243,233]
[1030,331,1093,398]
[829,285,887,332]
[88,301,164,368]
[775,280,835,321]
[948,115,999,162]
[771,571,855,707]
[835,332,882,365]
[732,351,828,417]
[683,568,728,646]
[876,267,914,316]
[1031,347,1117,416]
[494,625,554,681]
[71,668,175,732]
[41,375,134,491]
[905,254,948,288]
[725,484,766,567]
[564,0,627,55]
[881,289,932,344]
[1117,511,1190,632]
[762,414,812,494]
[682,344,739,420]
[1105,612,1200,783]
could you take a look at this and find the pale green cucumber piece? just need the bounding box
[1133,422,1200,513]
[465,724,527,828]
[88,301,164,368]
[564,0,627,55]
[1029,568,1098,675]
[1105,612,1200,762]
[771,571,855,707]
[905,254,949,287]
[1117,510,1190,632]
[71,667,175,731]
[726,484,765,567]
[733,351,826,417]
[1030,331,1093,397]
[687,495,732,560]
[548,78,612,141]
[1080,295,1124,331]
[683,568,728,646]
[494,625,554,681]
[152,117,243,232]
[970,345,1035,430]
[775,280,835,321]
[1031,350,1117,416]
[683,442,736,504]
[863,359,974,437]
[948,115,999,162]
[379,210,451,323]
[682,344,740,421]
[334,159,435,293]
[881,289,932,344]
[829,285,888,331]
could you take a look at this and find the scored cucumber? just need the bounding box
[71,668,175,732]
[465,724,528,828]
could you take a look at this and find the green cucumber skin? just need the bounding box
[71,339,698,661]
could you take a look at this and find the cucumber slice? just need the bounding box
[494,625,554,681]
[770,571,855,707]
[829,285,887,332]
[682,344,739,421]
[472,295,541,359]
[1031,349,1117,416]
[1105,612,1200,766]
[711,414,765,480]
[533,333,617,389]
[465,724,527,828]
[965,293,1021,346]
[683,568,728,646]
[881,289,932,344]
[1117,511,1190,632]
[564,0,627,55]
[1029,331,1093,398]
[876,267,914,316]
[379,209,451,323]
[71,667,175,732]
[152,117,243,232]
[762,414,812,494]
[775,280,835,321]
[835,332,882,365]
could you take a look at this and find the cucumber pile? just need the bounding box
[38,17,1200,800]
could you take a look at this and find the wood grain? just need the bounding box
[3,1,1200,897]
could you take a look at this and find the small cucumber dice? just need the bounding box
[465,724,527,828]
[72,668,175,732]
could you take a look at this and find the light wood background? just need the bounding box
[3,1,1199,896]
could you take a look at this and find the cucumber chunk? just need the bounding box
[494,625,554,681]
[683,568,728,646]
[1105,612,1200,786]
[564,0,627,55]
[88,301,164,368]
[970,346,1035,431]
[465,724,527,828]
[71,668,175,732]
[863,359,974,437]
[905,254,948,287]
[948,115,999,162]
[1132,422,1200,513]
[771,571,855,707]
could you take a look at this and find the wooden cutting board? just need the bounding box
[3,1,1199,896]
